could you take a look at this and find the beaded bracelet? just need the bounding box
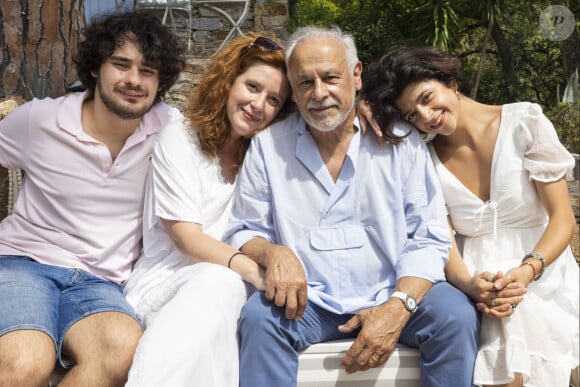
[228,252,244,269]
[521,251,545,281]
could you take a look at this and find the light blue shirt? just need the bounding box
[225,112,450,314]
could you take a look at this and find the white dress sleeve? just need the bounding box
[150,120,205,224]
[520,103,575,182]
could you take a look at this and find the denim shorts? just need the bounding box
[0,255,137,367]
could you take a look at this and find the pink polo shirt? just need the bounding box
[0,92,182,285]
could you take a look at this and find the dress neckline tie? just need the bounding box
[474,200,498,258]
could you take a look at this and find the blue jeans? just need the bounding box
[0,255,137,367]
[238,282,479,387]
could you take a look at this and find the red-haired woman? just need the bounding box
[124,33,293,386]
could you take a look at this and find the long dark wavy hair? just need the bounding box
[186,32,294,175]
[360,46,471,143]
[75,11,185,103]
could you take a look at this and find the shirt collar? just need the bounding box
[295,114,362,173]
[57,91,168,141]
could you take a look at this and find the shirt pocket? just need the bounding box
[309,225,366,251]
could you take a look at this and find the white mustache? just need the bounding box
[307,98,339,110]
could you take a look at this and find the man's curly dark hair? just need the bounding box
[75,11,185,103]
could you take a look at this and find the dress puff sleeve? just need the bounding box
[520,102,575,182]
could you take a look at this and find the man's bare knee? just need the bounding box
[0,330,56,387]
[63,312,142,384]
[100,324,142,382]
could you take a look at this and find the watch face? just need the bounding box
[407,297,417,310]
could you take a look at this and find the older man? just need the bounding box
[225,26,479,387]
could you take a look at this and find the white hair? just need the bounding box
[285,26,359,74]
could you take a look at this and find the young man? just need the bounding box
[0,11,184,386]
[225,26,479,387]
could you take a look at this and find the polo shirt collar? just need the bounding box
[57,91,167,141]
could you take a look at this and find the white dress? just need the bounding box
[429,102,579,387]
[124,118,252,387]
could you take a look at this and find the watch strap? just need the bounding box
[390,291,417,314]
[391,291,407,301]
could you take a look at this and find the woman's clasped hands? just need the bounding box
[472,269,529,318]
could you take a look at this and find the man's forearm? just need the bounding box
[240,237,273,267]
[394,276,433,304]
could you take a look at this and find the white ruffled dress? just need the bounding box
[429,102,579,387]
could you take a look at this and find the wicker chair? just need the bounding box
[0,99,23,222]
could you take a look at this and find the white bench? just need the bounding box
[49,340,420,386]
[45,340,580,387]
[298,340,420,387]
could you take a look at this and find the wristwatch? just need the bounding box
[390,291,418,315]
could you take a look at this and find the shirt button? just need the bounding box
[336,242,341,247]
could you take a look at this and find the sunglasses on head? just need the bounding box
[240,37,282,58]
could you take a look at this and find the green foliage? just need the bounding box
[410,1,460,50]
[545,103,580,154]
[500,2,563,104]
[290,0,341,29]
[290,0,411,64]
[473,0,506,24]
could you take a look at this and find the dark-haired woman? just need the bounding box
[361,46,578,387]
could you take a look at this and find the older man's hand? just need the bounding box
[338,300,409,373]
[263,244,308,320]
[356,99,384,142]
